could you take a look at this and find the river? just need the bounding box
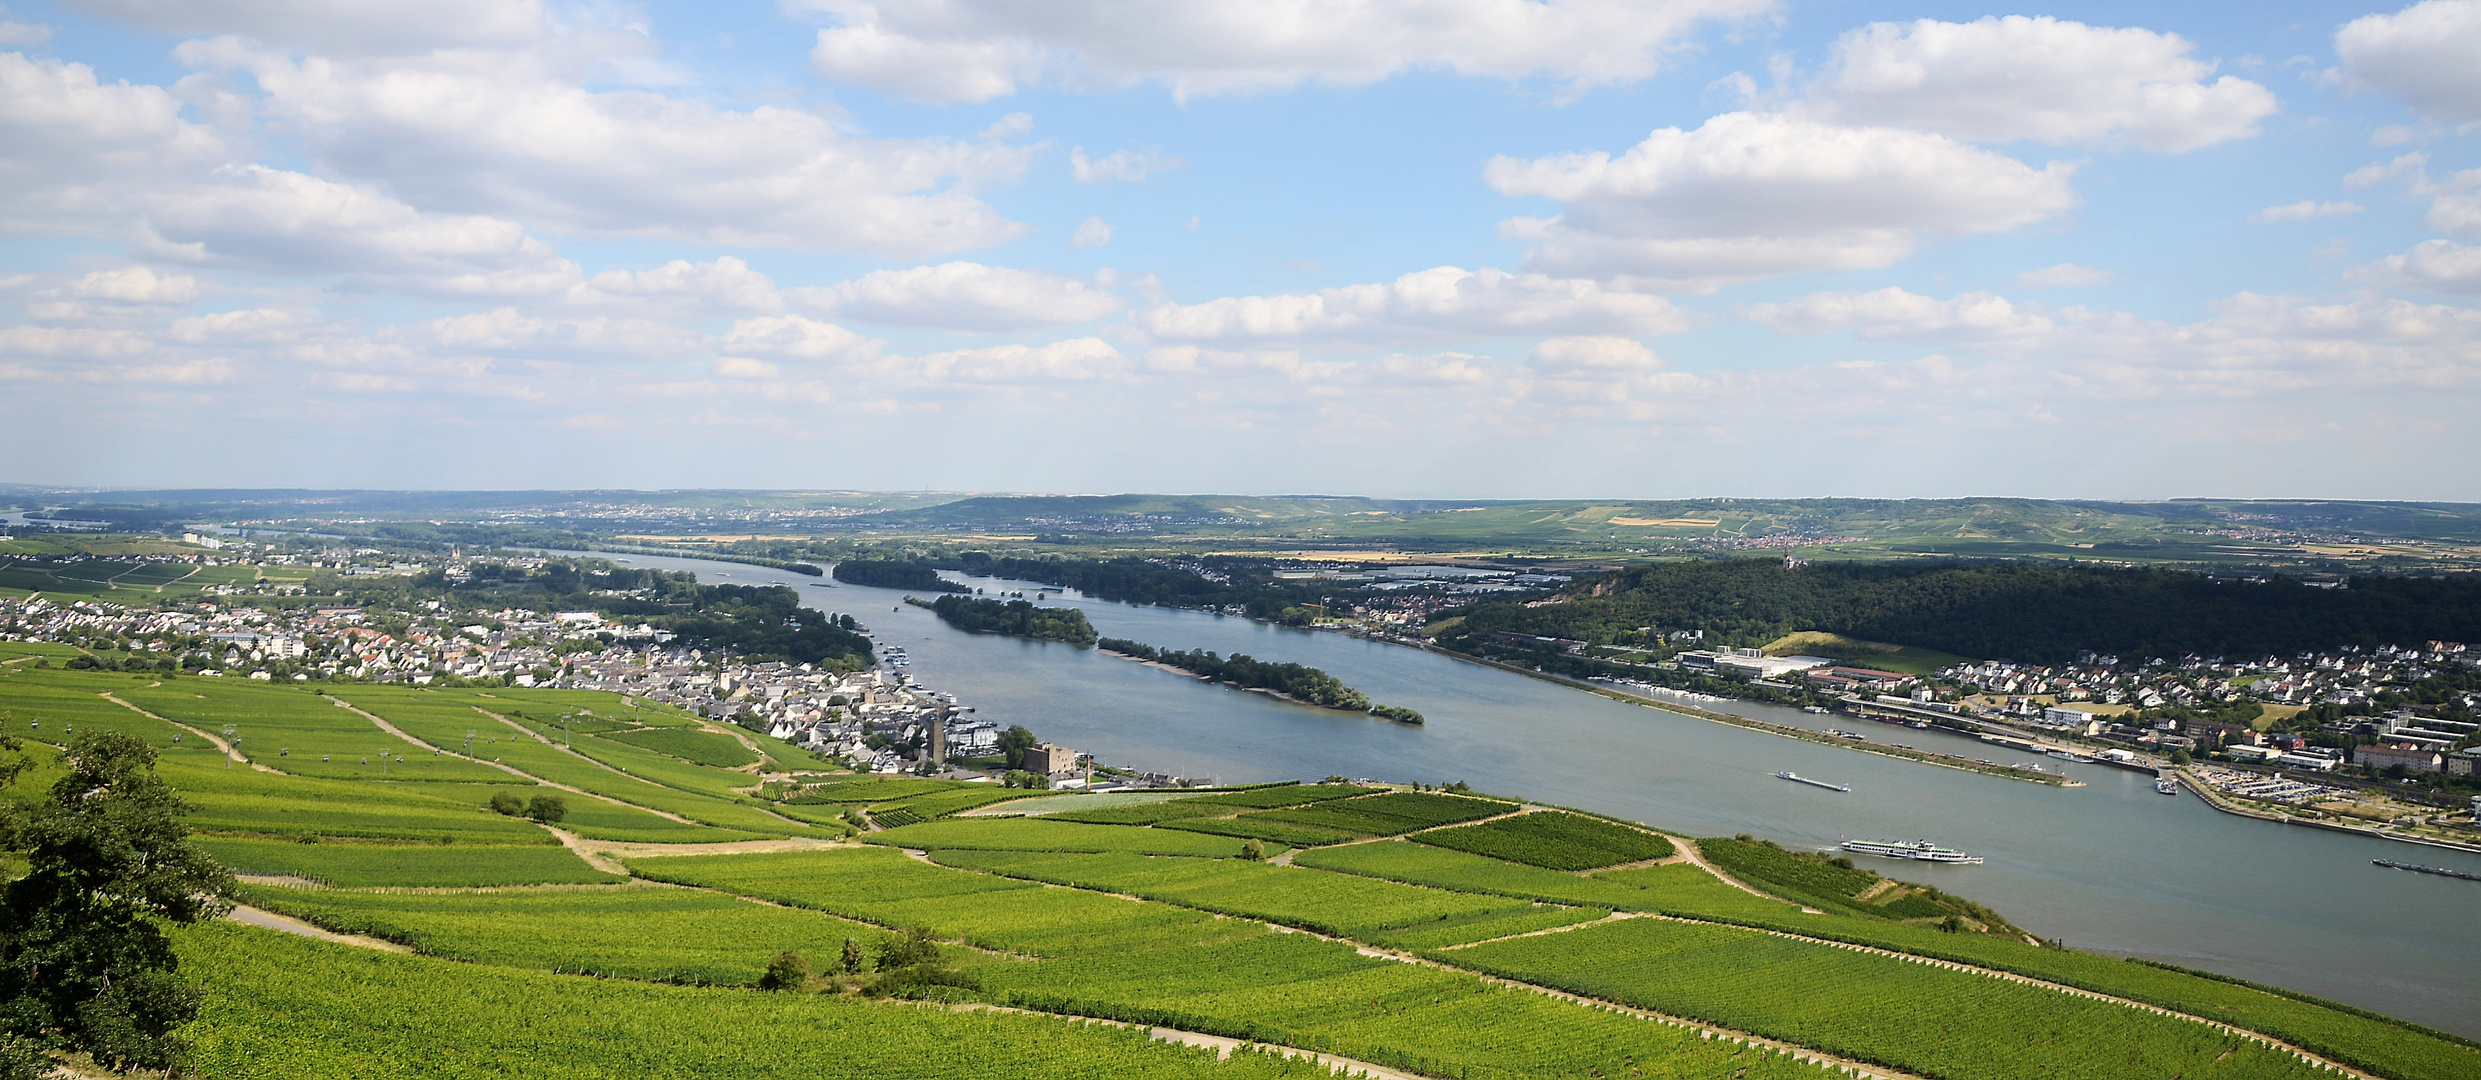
[591,551,2481,1036]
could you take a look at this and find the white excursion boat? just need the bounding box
[1841,838,1984,864]
[1777,771,1851,793]
[2156,775,2181,796]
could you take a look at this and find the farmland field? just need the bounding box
[1238,791,1513,838]
[239,883,875,984]
[1451,916,2321,1080]
[600,725,759,768]
[199,836,618,887]
[932,850,1525,937]
[117,681,513,783]
[868,818,1262,857]
[10,667,2469,1080]
[176,922,1338,1080]
[1410,810,1675,870]
[1154,816,1357,847]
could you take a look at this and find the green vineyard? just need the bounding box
[1,664,2474,1080]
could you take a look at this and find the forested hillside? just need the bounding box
[1437,560,2481,664]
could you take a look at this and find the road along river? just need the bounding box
[588,552,2481,1036]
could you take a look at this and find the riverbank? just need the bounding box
[2177,767,2481,856]
[1407,640,2076,787]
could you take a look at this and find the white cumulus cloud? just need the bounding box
[793,262,1120,331]
[63,0,545,55]
[1070,217,1115,249]
[1801,16,2275,152]
[58,266,202,304]
[719,315,882,364]
[2251,201,2365,223]
[1071,147,1184,183]
[2354,240,2481,293]
[0,52,229,234]
[576,257,784,313]
[2336,0,2481,125]
[899,337,1124,382]
[136,165,584,296]
[2016,263,2115,287]
[1486,112,2078,288]
[1745,287,2060,342]
[186,41,1035,256]
[799,0,1773,103]
[1135,266,1691,346]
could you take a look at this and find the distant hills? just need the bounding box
[6,488,2479,571]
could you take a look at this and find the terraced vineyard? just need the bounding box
[6,666,2475,1080]
[869,818,1267,857]
[1411,810,1675,870]
[1452,917,2321,1080]
[199,836,619,887]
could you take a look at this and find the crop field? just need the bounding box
[158,757,557,844]
[1177,783,1374,809]
[869,819,1261,857]
[1240,791,1513,838]
[933,850,1525,938]
[241,882,876,984]
[1154,816,1356,847]
[1046,800,1231,825]
[1411,811,1674,870]
[1671,909,2481,1080]
[1451,917,2321,1080]
[0,640,82,661]
[0,557,204,602]
[792,776,970,803]
[1363,904,1611,951]
[0,670,197,747]
[1296,841,1803,921]
[964,912,1837,1080]
[1695,837,1877,901]
[600,726,758,769]
[1302,842,2480,1080]
[875,785,1040,819]
[198,836,618,887]
[632,851,1854,1079]
[1048,784,1373,826]
[117,682,511,784]
[176,922,1333,1080]
[336,688,820,839]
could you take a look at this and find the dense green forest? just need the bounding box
[923,596,1097,645]
[379,561,873,669]
[1099,637,1421,721]
[832,560,968,592]
[1438,560,2481,664]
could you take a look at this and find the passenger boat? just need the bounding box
[1777,771,1850,792]
[1824,729,1867,741]
[1841,838,1984,864]
[2156,775,2180,795]
[1802,706,1832,714]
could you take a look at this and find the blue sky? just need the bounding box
[2,0,2476,499]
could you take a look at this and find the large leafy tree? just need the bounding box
[0,731,235,1076]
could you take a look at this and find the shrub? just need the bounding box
[489,792,526,817]
[526,794,568,823]
[756,951,809,991]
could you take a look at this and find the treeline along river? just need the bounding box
[589,551,2481,1037]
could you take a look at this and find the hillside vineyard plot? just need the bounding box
[1410,810,1675,870]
